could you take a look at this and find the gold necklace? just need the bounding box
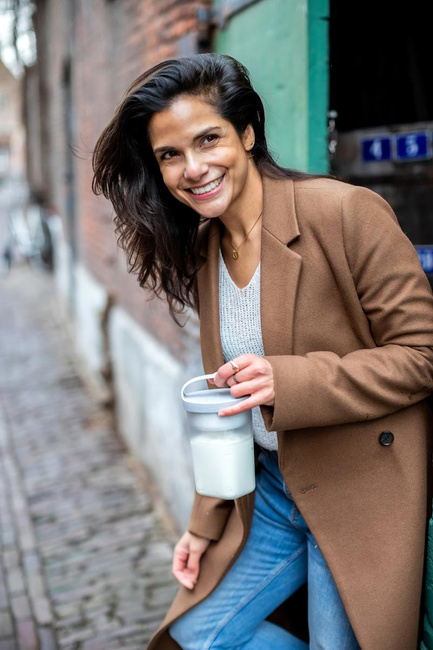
[226,211,263,260]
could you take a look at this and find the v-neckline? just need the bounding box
[219,248,260,290]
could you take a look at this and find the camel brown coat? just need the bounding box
[148,176,433,650]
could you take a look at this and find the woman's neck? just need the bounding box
[218,166,263,241]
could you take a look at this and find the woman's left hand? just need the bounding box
[209,353,275,417]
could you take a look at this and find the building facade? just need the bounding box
[0,60,25,180]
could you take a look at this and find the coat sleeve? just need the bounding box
[187,492,234,540]
[261,185,433,432]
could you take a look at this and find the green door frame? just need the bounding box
[308,0,329,172]
[212,0,329,173]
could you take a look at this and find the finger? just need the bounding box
[226,374,240,388]
[172,569,196,590]
[225,375,247,390]
[229,375,271,398]
[213,362,238,387]
[225,357,273,388]
[215,365,249,388]
[213,356,254,387]
[173,550,196,589]
[218,393,265,417]
[172,547,188,576]
[186,548,203,583]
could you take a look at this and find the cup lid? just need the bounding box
[183,388,249,413]
[181,374,249,413]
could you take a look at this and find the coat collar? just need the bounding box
[198,175,300,258]
[197,175,303,373]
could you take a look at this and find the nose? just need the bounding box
[183,152,208,181]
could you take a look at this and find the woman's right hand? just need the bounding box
[172,531,211,589]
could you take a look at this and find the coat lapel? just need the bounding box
[197,219,224,374]
[197,175,302,372]
[260,176,302,356]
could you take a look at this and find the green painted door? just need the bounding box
[213,0,329,173]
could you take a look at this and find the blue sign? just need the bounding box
[362,137,392,162]
[396,133,429,160]
[416,247,433,273]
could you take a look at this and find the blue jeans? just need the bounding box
[170,450,360,650]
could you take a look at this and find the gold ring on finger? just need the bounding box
[230,360,240,373]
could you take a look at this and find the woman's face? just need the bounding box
[148,95,257,219]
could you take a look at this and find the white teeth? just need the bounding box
[190,175,223,195]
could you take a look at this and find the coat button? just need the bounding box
[379,431,394,446]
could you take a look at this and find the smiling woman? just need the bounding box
[148,96,260,225]
[92,54,433,650]
[91,54,309,324]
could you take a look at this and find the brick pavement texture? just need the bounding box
[0,267,179,648]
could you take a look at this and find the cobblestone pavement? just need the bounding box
[0,266,179,649]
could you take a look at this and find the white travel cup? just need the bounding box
[181,373,255,500]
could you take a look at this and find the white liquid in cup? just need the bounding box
[181,374,255,499]
[190,430,255,500]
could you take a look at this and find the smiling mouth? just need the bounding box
[188,175,224,195]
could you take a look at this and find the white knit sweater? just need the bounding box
[219,249,278,451]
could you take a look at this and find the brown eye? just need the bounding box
[161,150,178,161]
[203,134,218,145]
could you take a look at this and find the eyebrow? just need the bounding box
[153,126,222,154]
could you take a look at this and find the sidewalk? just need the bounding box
[0,266,178,649]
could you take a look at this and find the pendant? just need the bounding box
[232,249,239,260]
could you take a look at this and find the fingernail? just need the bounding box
[218,411,225,417]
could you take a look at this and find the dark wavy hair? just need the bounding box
[92,53,317,323]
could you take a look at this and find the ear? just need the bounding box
[242,124,255,151]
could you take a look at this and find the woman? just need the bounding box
[92,54,433,649]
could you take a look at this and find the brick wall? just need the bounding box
[0,61,25,178]
[31,0,211,362]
